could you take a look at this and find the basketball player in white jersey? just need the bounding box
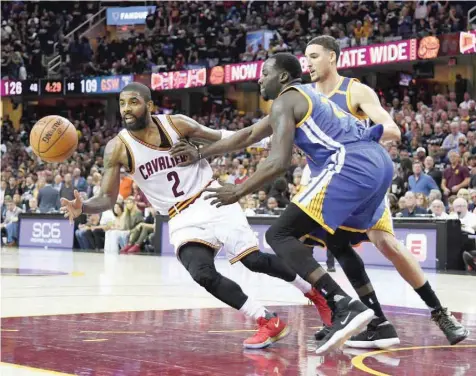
[60,82,331,349]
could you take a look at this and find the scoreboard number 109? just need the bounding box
[80,79,97,93]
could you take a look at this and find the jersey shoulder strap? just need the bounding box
[117,130,135,174]
[155,115,181,144]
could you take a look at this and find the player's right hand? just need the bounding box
[60,190,83,224]
[170,140,199,167]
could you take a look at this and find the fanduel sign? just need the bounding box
[107,6,156,26]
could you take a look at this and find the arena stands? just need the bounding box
[1,1,470,79]
[1,1,476,269]
[3,86,476,222]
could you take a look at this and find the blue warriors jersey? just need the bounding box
[282,84,371,171]
[313,77,370,127]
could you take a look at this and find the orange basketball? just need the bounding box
[29,115,78,163]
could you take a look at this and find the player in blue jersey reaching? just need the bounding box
[176,52,394,354]
[171,52,469,353]
[172,39,468,351]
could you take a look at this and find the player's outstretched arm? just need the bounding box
[204,92,300,207]
[352,82,401,143]
[170,114,224,144]
[170,116,273,166]
[61,138,122,221]
[233,94,297,196]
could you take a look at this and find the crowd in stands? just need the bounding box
[2,79,476,254]
[1,1,470,79]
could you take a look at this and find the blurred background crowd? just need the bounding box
[1,1,471,79]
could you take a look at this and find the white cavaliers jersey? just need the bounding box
[118,115,213,215]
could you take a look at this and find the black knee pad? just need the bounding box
[188,263,219,290]
[240,251,265,272]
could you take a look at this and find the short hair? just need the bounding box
[307,35,341,62]
[431,199,444,208]
[44,170,54,184]
[429,189,442,200]
[269,53,302,80]
[121,82,152,102]
[404,191,415,199]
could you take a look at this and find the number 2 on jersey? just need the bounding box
[167,171,184,197]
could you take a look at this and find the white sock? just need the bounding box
[290,275,313,294]
[239,298,268,320]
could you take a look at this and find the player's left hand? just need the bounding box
[170,140,199,167]
[204,183,241,207]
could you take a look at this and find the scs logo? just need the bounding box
[32,223,61,239]
[406,234,427,262]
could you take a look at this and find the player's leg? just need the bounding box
[240,251,332,326]
[178,242,289,349]
[326,250,336,272]
[324,231,399,349]
[367,229,469,345]
[266,203,374,354]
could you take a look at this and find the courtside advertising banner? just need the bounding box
[222,39,418,84]
[19,217,75,249]
[160,221,437,269]
[107,6,156,26]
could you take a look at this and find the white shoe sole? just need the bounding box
[316,309,374,355]
[345,337,401,349]
[243,325,291,349]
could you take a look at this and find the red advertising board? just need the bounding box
[151,68,207,91]
[460,31,476,55]
[220,39,418,84]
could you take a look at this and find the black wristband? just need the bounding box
[81,203,85,214]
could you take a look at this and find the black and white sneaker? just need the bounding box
[315,296,374,355]
[314,325,331,341]
[345,317,400,349]
[462,251,476,271]
[431,308,469,345]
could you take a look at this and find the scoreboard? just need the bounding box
[64,75,134,95]
[1,75,134,97]
[1,80,40,96]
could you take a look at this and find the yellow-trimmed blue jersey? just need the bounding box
[313,76,369,123]
[282,84,370,172]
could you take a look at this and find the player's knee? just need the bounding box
[371,231,401,259]
[240,252,265,272]
[188,264,218,290]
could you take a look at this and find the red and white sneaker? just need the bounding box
[243,349,290,374]
[243,315,290,349]
[305,288,332,326]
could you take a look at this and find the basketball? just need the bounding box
[29,115,78,163]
